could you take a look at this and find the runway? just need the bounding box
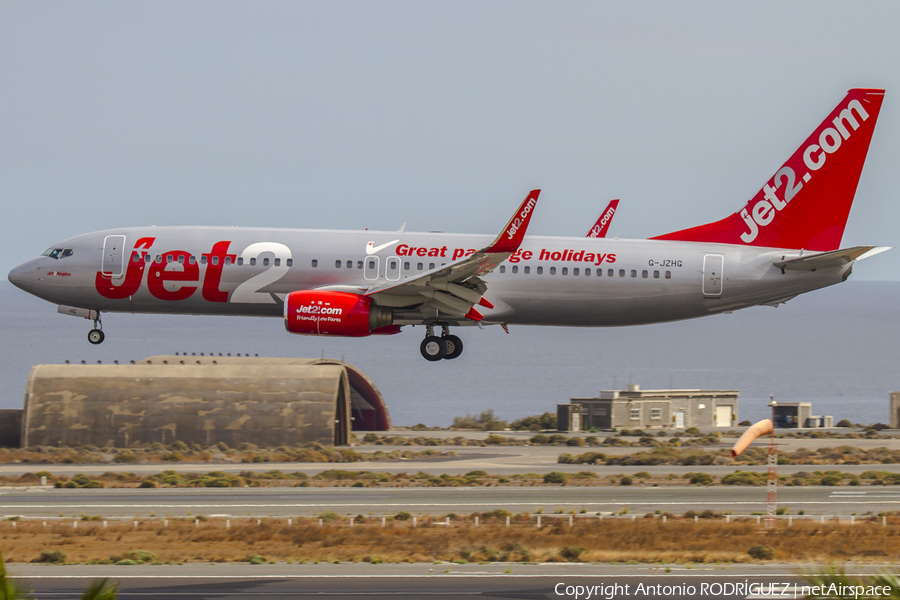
[1,485,898,519]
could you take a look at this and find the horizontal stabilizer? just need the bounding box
[774,246,890,271]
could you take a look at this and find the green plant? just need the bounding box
[747,545,774,560]
[0,552,33,598]
[543,472,567,485]
[34,549,67,564]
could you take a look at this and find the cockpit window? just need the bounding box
[42,248,73,260]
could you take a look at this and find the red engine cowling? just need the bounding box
[284,290,394,337]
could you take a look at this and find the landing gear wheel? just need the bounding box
[88,329,105,345]
[442,334,463,360]
[420,336,445,361]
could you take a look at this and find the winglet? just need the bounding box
[483,189,540,254]
[586,199,620,238]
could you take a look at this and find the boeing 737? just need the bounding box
[7,88,888,361]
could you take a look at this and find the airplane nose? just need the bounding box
[7,261,35,291]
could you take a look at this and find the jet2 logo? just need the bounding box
[740,99,870,244]
[506,196,537,240]
[95,239,292,304]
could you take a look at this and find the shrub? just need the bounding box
[566,437,585,447]
[138,480,157,488]
[748,545,775,560]
[820,475,842,486]
[689,473,713,485]
[509,412,557,431]
[836,419,853,428]
[543,472,568,485]
[560,546,587,561]
[394,511,412,521]
[34,549,67,563]
[620,476,633,486]
[122,549,157,563]
[248,554,266,565]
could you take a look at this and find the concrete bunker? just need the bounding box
[22,356,389,448]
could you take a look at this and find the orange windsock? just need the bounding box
[730,419,774,458]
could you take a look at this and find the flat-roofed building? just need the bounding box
[560,384,738,431]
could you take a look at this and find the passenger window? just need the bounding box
[273,258,279,266]
[524,266,530,274]
[334,260,341,268]
[311,259,318,268]
[642,270,648,278]
[665,271,672,279]
[653,270,660,279]
[550,267,557,275]
[250,257,257,266]
[155,255,162,264]
[144,255,151,263]
[608,269,614,277]
[596,268,602,276]
[403,261,410,270]
[287,259,293,267]
[132,254,140,263]
[619,269,625,277]
[212,256,219,266]
[357,261,363,269]
[630,270,636,278]
[584,268,590,276]
[200,256,207,265]
[178,255,185,264]
[499,265,506,273]
[167,255,174,264]
[368,259,376,269]
[429,263,435,269]
[237,257,244,266]
[537,266,543,274]
[346,260,352,269]
[189,256,196,265]
[562,267,568,275]
[417,262,423,271]
[573,268,580,276]
[511,265,518,274]
[263,258,270,266]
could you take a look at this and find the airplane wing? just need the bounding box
[585,199,619,238]
[774,246,890,271]
[363,190,540,322]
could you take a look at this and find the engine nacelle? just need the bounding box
[284,290,394,337]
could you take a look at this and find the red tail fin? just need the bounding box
[651,88,884,251]
[586,199,619,238]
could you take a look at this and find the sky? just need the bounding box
[2,1,899,280]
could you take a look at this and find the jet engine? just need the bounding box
[284,290,396,337]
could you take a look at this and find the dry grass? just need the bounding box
[1,517,898,565]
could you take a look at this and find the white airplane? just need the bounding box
[8,88,888,361]
[586,199,619,238]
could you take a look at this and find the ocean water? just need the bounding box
[1,280,897,427]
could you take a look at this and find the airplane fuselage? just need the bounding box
[9,226,846,328]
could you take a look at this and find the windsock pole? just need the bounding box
[766,396,777,529]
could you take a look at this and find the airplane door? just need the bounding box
[364,256,379,281]
[385,256,401,281]
[702,254,724,297]
[101,235,126,278]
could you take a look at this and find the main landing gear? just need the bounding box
[420,325,463,362]
[87,314,105,345]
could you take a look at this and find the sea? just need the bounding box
[1,280,897,427]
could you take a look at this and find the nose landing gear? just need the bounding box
[419,325,463,361]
